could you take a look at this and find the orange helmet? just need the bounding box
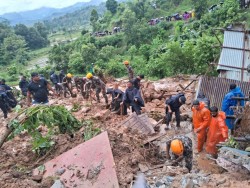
[123,60,129,65]
[170,139,184,155]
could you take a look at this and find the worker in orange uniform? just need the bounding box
[166,135,193,172]
[192,100,211,153]
[206,106,228,158]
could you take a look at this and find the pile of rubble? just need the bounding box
[0,76,249,188]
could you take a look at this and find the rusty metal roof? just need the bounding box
[217,27,250,82]
[33,132,119,188]
[196,76,250,109]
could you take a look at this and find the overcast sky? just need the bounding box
[0,0,91,14]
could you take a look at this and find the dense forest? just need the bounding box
[0,21,49,64]
[48,0,248,80]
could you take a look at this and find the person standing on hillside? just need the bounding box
[165,93,186,130]
[59,70,65,83]
[122,81,144,115]
[27,72,56,106]
[62,73,73,97]
[124,60,134,81]
[206,106,228,158]
[19,76,29,96]
[192,100,211,153]
[132,75,144,90]
[85,73,108,105]
[222,83,244,133]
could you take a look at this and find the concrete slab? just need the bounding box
[33,132,119,188]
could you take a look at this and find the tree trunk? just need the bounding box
[0,127,14,148]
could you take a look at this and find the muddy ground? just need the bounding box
[0,77,249,188]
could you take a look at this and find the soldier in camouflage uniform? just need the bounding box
[166,135,193,172]
[124,60,134,81]
[74,76,88,97]
[85,73,108,104]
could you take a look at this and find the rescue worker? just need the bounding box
[85,73,108,104]
[1,79,17,108]
[59,70,65,83]
[74,76,87,98]
[166,135,193,172]
[196,91,210,109]
[0,79,11,91]
[192,100,211,153]
[19,76,29,96]
[165,93,186,130]
[132,75,144,90]
[50,71,61,94]
[62,73,73,97]
[206,106,228,158]
[27,72,56,106]
[124,60,134,81]
[0,85,11,118]
[106,83,124,114]
[122,80,144,115]
[222,83,244,132]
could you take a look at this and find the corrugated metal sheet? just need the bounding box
[223,31,244,48]
[218,48,243,70]
[197,76,250,110]
[217,30,250,81]
[219,70,250,82]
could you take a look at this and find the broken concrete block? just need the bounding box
[138,163,149,173]
[50,180,65,188]
[93,109,110,120]
[33,132,119,188]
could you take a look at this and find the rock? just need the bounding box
[1,173,13,180]
[32,175,43,182]
[245,147,250,152]
[82,107,91,113]
[155,181,164,187]
[216,178,226,186]
[12,171,22,178]
[55,168,66,176]
[50,180,65,188]
[138,163,149,173]
[184,179,194,188]
[93,109,110,120]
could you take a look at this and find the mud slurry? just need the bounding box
[0,78,249,188]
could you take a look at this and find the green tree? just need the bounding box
[2,34,28,64]
[68,52,84,73]
[81,43,97,65]
[0,21,12,44]
[90,9,99,32]
[106,0,118,14]
[192,0,208,19]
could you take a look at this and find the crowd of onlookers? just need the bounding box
[149,10,195,25]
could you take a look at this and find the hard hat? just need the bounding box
[170,139,184,155]
[67,73,72,78]
[123,60,129,65]
[86,73,93,79]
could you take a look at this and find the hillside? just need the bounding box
[44,3,107,32]
[0,0,106,25]
[46,0,247,80]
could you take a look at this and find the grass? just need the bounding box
[49,30,82,42]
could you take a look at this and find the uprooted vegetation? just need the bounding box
[0,77,249,188]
